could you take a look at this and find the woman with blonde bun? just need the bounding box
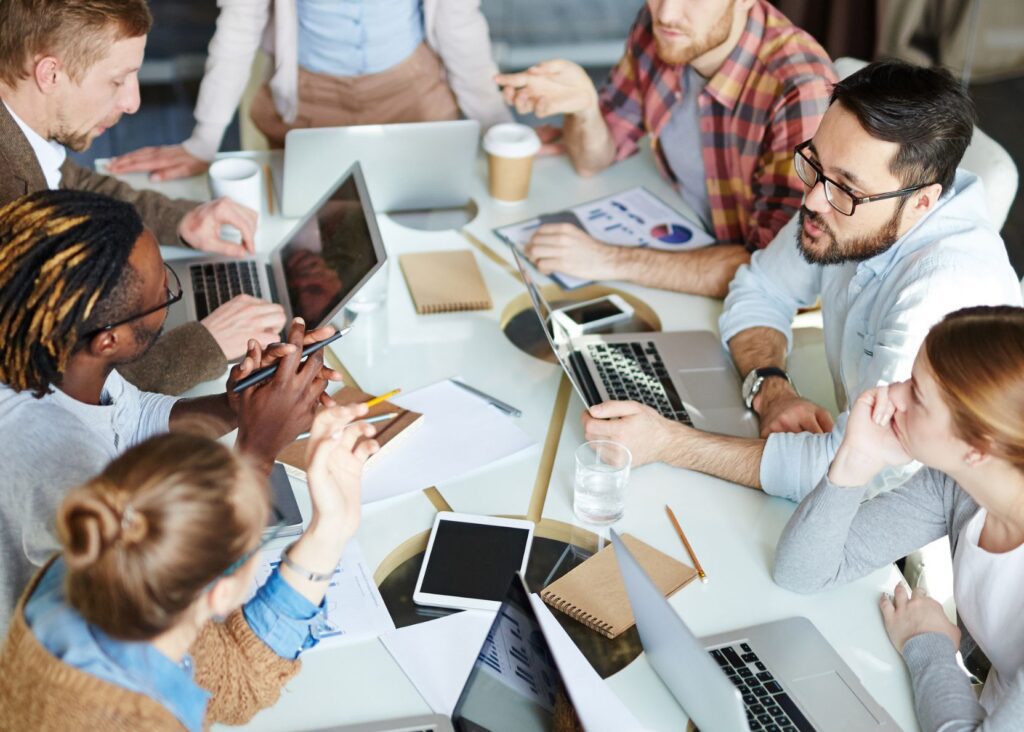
[0,403,378,731]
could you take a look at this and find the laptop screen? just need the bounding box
[277,163,385,327]
[452,574,574,732]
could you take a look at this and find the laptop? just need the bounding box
[610,529,900,732]
[315,573,580,732]
[282,120,480,218]
[164,161,386,334]
[511,248,758,438]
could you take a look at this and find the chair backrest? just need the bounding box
[833,57,1017,230]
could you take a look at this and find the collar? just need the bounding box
[855,199,943,280]
[2,100,66,189]
[702,0,765,111]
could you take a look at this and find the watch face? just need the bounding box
[742,369,759,408]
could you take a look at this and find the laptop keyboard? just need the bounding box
[710,643,814,732]
[586,341,692,424]
[189,261,263,319]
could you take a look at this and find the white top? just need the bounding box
[719,170,1023,502]
[953,507,1024,712]
[3,101,66,189]
[183,0,513,161]
[0,370,177,635]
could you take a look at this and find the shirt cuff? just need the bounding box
[243,567,325,660]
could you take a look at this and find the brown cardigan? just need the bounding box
[0,100,227,395]
[0,563,302,731]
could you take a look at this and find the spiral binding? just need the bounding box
[541,591,615,637]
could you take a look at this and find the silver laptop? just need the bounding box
[314,573,579,732]
[282,120,480,217]
[511,248,758,438]
[610,529,900,732]
[165,161,386,334]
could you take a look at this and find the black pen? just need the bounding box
[232,327,350,393]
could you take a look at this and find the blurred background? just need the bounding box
[73,0,1024,272]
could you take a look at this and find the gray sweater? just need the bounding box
[774,469,1024,731]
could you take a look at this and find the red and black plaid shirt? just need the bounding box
[599,0,836,250]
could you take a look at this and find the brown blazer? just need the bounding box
[0,101,226,395]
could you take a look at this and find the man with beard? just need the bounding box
[495,0,835,296]
[0,0,287,395]
[580,61,1022,503]
[0,190,340,627]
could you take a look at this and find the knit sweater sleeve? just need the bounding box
[191,608,301,725]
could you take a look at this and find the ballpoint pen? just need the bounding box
[295,412,396,441]
[450,378,522,417]
[232,328,350,393]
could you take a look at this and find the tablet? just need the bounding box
[413,512,535,611]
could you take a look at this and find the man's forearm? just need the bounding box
[170,394,237,433]
[663,427,765,489]
[615,245,750,297]
[563,107,617,176]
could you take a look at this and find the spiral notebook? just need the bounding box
[399,249,492,314]
[540,533,697,639]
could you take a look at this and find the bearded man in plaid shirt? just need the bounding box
[497,0,836,297]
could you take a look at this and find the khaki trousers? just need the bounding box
[250,43,460,148]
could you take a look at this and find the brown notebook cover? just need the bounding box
[540,533,697,639]
[277,386,423,472]
[399,250,492,314]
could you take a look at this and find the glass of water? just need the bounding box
[573,441,632,526]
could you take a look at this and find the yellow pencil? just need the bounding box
[665,505,707,584]
[264,164,275,215]
[363,388,400,408]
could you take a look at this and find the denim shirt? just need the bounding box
[297,0,424,76]
[25,559,323,732]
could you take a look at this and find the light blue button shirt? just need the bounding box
[25,558,324,732]
[297,0,425,77]
[719,170,1022,502]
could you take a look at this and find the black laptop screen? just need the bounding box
[279,171,379,327]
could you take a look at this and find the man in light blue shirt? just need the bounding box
[582,60,1022,502]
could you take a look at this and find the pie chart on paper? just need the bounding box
[650,223,693,245]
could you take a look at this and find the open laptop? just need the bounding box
[282,120,480,217]
[610,529,900,732]
[316,573,580,732]
[164,161,386,333]
[511,248,758,438]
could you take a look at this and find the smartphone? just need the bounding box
[550,294,634,337]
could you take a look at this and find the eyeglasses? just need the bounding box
[793,140,937,217]
[80,263,183,340]
[221,506,287,578]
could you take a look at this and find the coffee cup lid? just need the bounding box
[483,123,541,158]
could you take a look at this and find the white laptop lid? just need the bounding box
[282,120,480,217]
[610,529,748,732]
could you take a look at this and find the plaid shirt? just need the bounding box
[600,0,836,250]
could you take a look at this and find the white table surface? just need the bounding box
[111,146,917,732]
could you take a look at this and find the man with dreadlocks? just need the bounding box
[0,0,288,395]
[0,189,340,635]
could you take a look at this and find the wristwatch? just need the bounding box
[742,367,793,410]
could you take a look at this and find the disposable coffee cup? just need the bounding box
[208,158,262,214]
[483,123,541,203]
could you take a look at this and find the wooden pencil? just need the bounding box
[665,505,707,583]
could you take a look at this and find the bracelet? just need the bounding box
[280,543,336,582]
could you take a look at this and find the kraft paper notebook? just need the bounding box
[399,250,492,314]
[541,533,697,639]
[277,386,423,472]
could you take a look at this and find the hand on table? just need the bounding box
[581,400,683,467]
[201,295,286,360]
[756,392,834,438]
[495,60,599,119]
[107,144,210,181]
[179,197,258,256]
[524,223,622,281]
[880,583,959,653]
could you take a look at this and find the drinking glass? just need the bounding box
[573,440,631,525]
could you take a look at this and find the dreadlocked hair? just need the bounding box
[0,190,143,397]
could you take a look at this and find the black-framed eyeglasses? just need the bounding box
[80,263,183,340]
[221,506,287,578]
[794,140,937,217]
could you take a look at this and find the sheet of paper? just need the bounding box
[381,610,495,716]
[246,539,395,649]
[496,186,714,289]
[527,592,645,732]
[360,379,536,503]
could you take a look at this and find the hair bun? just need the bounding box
[59,491,121,570]
[119,505,148,545]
